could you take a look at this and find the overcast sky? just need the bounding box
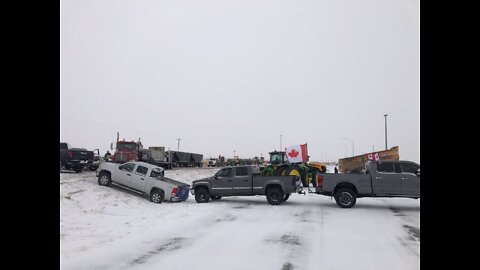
[60,0,419,163]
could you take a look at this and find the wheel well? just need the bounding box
[99,170,111,177]
[150,187,164,195]
[265,184,283,194]
[334,183,358,195]
[195,185,209,193]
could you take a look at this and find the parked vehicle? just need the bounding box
[96,161,190,203]
[208,158,218,167]
[315,160,420,208]
[60,142,94,173]
[190,165,303,205]
[89,149,101,171]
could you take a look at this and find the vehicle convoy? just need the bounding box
[111,133,203,168]
[315,160,420,208]
[96,161,190,203]
[60,142,94,173]
[261,144,327,188]
[190,165,303,205]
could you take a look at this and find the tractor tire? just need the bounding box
[287,166,307,187]
[277,167,287,176]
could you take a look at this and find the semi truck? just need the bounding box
[111,137,203,169]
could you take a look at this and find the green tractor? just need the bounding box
[261,150,326,188]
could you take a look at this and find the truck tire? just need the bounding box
[334,188,357,208]
[195,187,210,203]
[73,167,83,173]
[150,189,164,204]
[98,172,112,186]
[211,195,222,200]
[282,193,290,202]
[266,187,284,205]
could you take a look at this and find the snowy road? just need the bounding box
[60,168,420,270]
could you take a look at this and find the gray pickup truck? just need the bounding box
[191,165,303,205]
[316,160,420,208]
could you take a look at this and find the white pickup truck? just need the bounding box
[96,161,190,203]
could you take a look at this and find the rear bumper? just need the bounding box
[64,160,93,167]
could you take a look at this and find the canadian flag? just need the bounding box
[285,144,308,163]
[366,152,380,161]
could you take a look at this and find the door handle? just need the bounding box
[401,177,408,180]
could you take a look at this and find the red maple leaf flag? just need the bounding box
[285,144,308,163]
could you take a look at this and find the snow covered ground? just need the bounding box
[60,166,420,270]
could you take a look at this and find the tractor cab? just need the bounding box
[269,151,286,165]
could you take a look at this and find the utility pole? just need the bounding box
[177,138,181,151]
[384,114,388,150]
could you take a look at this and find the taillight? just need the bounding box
[68,151,73,158]
[171,187,178,196]
[318,175,324,187]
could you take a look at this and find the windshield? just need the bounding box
[117,143,137,151]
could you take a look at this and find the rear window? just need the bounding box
[136,165,149,175]
[377,162,394,173]
[401,162,419,174]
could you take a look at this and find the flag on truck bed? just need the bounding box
[285,144,308,163]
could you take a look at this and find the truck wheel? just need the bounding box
[150,189,164,204]
[211,195,222,200]
[334,188,357,208]
[73,167,83,173]
[282,193,290,202]
[195,188,210,203]
[98,172,112,186]
[266,187,284,205]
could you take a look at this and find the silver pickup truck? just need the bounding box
[96,161,190,203]
[316,160,420,208]
[191,165,303,205]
